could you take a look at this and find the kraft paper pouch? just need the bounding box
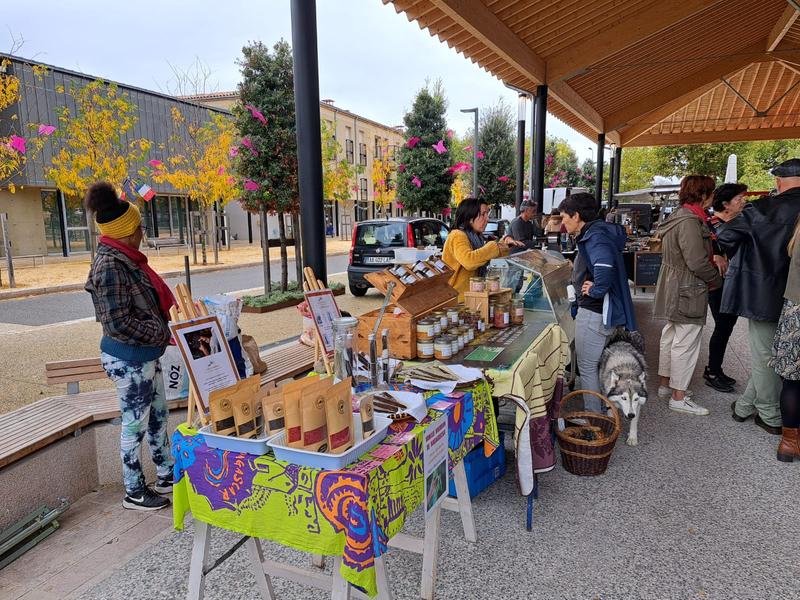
[209,394,236,436]
[209,376,260,437]
[260,385,286,435]
[228,376,261,439]
[301,380,333,452]
[282,376,331,448]
[360,396,375,439]
[325,378,354,454]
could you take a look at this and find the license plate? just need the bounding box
[364,256,393,264]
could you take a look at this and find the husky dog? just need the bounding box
[598,329,647,446]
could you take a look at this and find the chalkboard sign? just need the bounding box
[634,252,662,290]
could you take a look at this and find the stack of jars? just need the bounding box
[468,275,502,293]
[420,303,486,360]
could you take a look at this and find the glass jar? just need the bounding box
[447,308,459,326]
[432,318,441,336]
[466,326,475,342]
[434,310,449,330]
[485,275,501,293]
[434,337,453,360]
[469,277,485,292]
[416,318,436,341]
[511,297,525,325]
[448,334,460,355]
[456,328,466,350]
[488,301,496,326]
[417,339,434,359]
[494,302,510,329]
[332,316,359,382]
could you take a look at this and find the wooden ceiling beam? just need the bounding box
[626,125,800,147]
[546,0,721,82]
[767,4,800,51]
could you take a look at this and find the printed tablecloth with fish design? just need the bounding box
[172,379,497,597]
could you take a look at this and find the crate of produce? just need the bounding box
[448,432,506,498]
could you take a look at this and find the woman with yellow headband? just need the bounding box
[84,182,176,512]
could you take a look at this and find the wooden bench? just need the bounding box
[0,339,316,470]
[146,237,185,256]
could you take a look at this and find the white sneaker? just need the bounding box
[669,397,709,416]
[658,386,693,400]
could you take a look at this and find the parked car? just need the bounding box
[347,217,449,296]
[482,218,509,241]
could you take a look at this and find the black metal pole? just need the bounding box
[291,0,327,282]
[514,95,526,216]
[607,153,616,208]
[184,255,192,296]
[532,85,548,216]
[613,147,623,206]
[595,133,605,210]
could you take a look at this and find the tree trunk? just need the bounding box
[200,209,208,266]
[277,211,289,292]
[259,208,272,294]
[292,212,304,287]
[211,204,219,265]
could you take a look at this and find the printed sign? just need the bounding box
[423,415,449,515]
[304,289,342,356]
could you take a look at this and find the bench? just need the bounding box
[146,237,185,256]
[0,339,316,471]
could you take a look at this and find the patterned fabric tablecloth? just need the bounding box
[172,379,497,597]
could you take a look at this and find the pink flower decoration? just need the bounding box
[8,135,26,154]
[477,151,485,159]
[148,159,163,168]
[544,155,554,166]
[478,184,486,194]
[411,176,422,188]
[240,137,258,156]
[378,179,385,187]
[243,104,267,125]
[227,176,235,185]
[454,161,471,173]
[396,202,404,209]
[447,129,454,139]
[464,145,473,152]
[442,207,452,217]
[406,136,420,149]
[217,165,225,176]
[244,179,260,191]
[497,176,510,182]
[38,124,56,136]
[372,190,379,198]
[397,164,406,173]
[229,146,239,157]
[432,140,447,154]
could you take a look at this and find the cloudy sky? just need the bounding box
[2,0,596,161]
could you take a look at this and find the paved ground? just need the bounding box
[0,254,350,326]
[6,297,792,600]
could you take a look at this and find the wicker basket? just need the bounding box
[555,390,621,476]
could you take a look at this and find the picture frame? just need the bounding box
[304,289,342,356]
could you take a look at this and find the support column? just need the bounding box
[595,133,605,210]
[607,152,616,208]
[613,147,623,206]
[532,85,548,216]
[291,0,327,282]
[514,94,526,216]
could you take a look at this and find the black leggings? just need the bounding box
[780,378,800,428]
[707,287,739,374]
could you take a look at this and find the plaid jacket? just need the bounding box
[85,243,171,349]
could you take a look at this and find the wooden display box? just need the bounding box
[364,263,455,317]
[463,288,513,324]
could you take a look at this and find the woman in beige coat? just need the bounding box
[653,175,723,416]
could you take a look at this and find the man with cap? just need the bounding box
[509,201,544,249]
[716,158,800,436]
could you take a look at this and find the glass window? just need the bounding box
[412,221,448,248]
[63,194,91,253]
[374,136,381,158]
[358,143,367,166]
[346,139,354,163]
[155,196,172,237]
[63,195,88,228]
[354,222,406,247]
[41,191,63,255]
[170,196,186,241]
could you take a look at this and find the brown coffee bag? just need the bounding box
[209,395,236,436]
[282,376,331,448]
[301,381,331,452]
[325,378,354,454]
[360,396,375,439]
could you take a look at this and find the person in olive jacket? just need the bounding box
[717,158,800,435]
[653,176,723,416]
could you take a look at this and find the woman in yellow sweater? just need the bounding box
[443,197,523,299]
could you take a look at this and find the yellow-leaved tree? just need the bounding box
[48,80,151,253]
[321,120,355,220]
[151,108,237,265]
[371,145,397,219]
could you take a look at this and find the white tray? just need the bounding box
[199,426,275,456]
[267,414,392,470]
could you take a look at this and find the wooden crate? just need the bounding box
[463,288,513,324]
[365,262,454,313]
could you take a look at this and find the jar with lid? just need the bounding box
[485,275,501,293]
[417,339,434,359]
[457,327,467,350]
[469,277,485,292]
[434,337,453,361]
[431,318,441,336]
[416,318,436,341]
[447,308,459,326]
[332,316,359,382]
[448,334,460,355]
[511,296,525,325]
[465,326,475,342]
[434,310,449,330]
[494,302,511,329]
[488,301,496,326]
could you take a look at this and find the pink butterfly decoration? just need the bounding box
[396,202,404,209]
[406,136,420,149]
[446,129,454,139]
[464,145,473,152]
[497,175,510,182]
[244,180,260,191]
[148,159,163,168]
[8,135,26,154]
[217,166,225,176]
[478,184,486,194]
[477,151,485,159]
[442,207,452,217]
[397,164,406,173]
[411,176,422,188]
[38,124,56,136]
[226,176,235,185]
[244,104,267,124]
[432,140,447,154]
[229,146,239,157]
[241,137,258,156]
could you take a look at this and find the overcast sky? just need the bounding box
[2,0,596,161]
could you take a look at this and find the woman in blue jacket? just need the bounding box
[560,193,637,411]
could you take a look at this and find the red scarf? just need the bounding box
[99,236,176,318]
[683,203,714,264]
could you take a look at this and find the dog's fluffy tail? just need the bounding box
[605,328,645,353]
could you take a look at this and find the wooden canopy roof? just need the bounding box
[385,0,800,147]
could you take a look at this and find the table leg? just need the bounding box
[374,555,393,600]
[421,505,441,600]
[187,519,211,600]
[451,461,477,543]
[312,554,326,569]
[331,557,352,600]
[246,538,276,600]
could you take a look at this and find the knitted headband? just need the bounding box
[95,202,142,239]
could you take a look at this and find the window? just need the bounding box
[155,196,172,237]
[359,178,368,201]
[41,190,64,255]
[354,222,406,247]
[345,139,354,163]
[358,142,367,166]
[412,220,448,248]
[374,136,381,158]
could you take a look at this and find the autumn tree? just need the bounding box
[396,80,454,215]
[151,108,237,265]
[48,80,151,254]
[234,40,299,293]
[321,120,355,229]
[371,145,396,218]
[476,102,514,207]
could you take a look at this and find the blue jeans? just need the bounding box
[101,353,173,495]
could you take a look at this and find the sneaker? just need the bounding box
[153,474,173,495]
[703,367,734,392]
[669,397,709,416]
[716,370,736,387]
[658,386,693,400]
[123,488,171,511]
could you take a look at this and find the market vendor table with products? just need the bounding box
[173,379,497,599]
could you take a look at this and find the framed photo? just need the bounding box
[170,315,240,411]
[304,289,342,356]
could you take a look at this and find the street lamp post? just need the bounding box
[460,107,479,197]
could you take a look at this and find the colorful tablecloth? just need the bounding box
[172,379,497,597]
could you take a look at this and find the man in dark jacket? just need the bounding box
[717,158,800,434]
[509,201,543,248]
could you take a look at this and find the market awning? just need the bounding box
[384,0,800,147]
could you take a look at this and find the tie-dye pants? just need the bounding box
[101,353,174,496]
